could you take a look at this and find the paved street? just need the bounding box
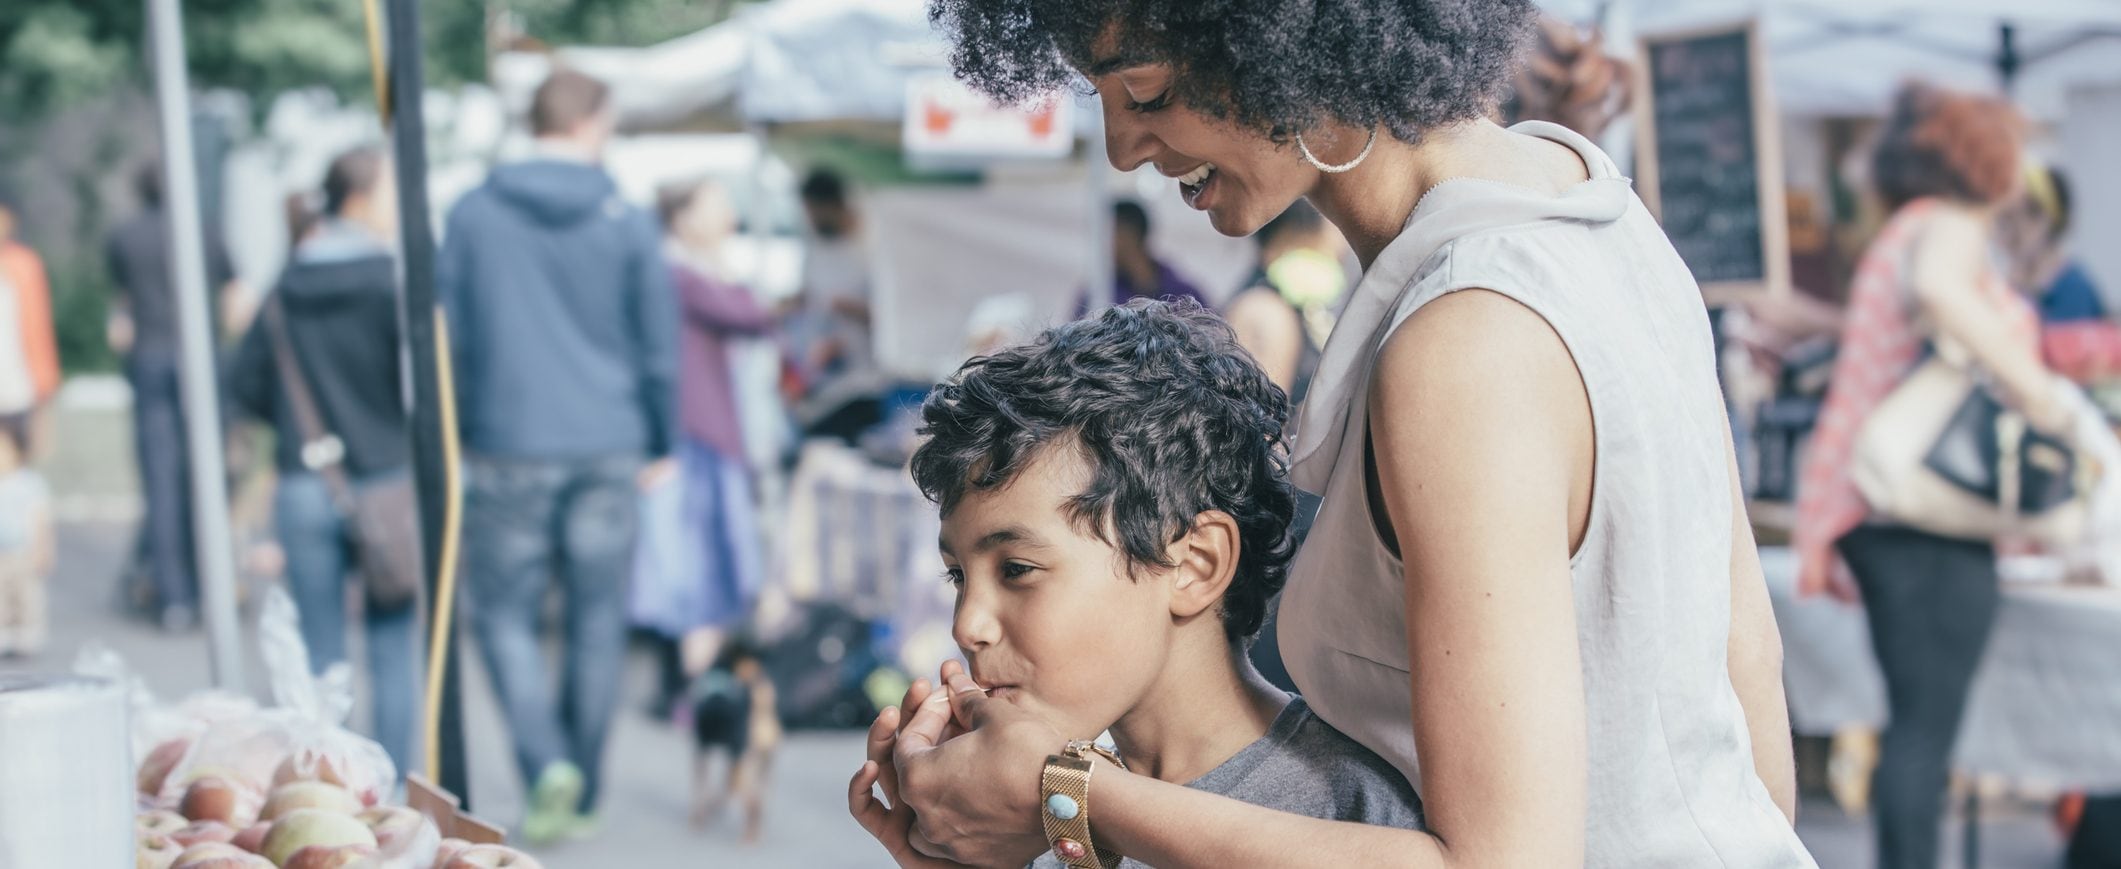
[6,521,883,868]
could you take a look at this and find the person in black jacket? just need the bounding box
[229,146,417,776]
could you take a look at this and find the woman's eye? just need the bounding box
[1125,91,1172,113]
[1001,562,1037,580]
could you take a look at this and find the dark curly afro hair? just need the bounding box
[910,299,1298,643]
[930,0,1539,145]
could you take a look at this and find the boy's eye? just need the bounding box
[942,567,965,587]
[1001,562,1037,580]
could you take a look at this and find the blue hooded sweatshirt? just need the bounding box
[439,159,678,460]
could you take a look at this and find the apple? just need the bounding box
[443,844,545,869]
[138,832,185,869]
[180,777,244,825]
[358,805,425,853]
[140,737,194,797]
[173,855,272,869]
[260,808,377,867]
[430,838,472,869]
[260,781,362,821]
[282,843,380,869]
[170,842,247,867]
[232,821,271,854]
[171,820,236,848]
[139,809,190,836]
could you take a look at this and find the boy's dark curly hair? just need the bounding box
[929,0,1539,145]
[911,299,1298,643]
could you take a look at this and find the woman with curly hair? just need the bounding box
[1795,83,2074,869]
[849,1,1815,866]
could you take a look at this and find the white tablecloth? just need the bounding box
[1763,546,2121,790]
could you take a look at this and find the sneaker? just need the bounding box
[522,761,585,846]
[564,811,603,841]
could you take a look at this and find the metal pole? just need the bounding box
[383,0,471,802]
[144,0,246,694]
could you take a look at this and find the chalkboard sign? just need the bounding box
[1635,20,1788,302]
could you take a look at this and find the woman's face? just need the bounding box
[1084,56,1322,237]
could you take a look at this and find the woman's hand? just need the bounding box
[1797,551,1861,604]
[849,700,975,869]
[894,666,1062,867]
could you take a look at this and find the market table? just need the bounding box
[1764,546,2121,787]
[1762,545,2121,866]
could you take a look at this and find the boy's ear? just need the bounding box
[1168,511,1240,622]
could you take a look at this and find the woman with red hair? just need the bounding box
[1796,83,2075,869]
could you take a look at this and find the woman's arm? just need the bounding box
[1912,208,2066,431]
[1722,415,1798,821]
[1361,289,1590,867]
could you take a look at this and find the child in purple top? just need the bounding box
[635,179,776,715]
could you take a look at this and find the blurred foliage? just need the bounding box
[51,255,119,375]
[3,0,741,376]
[0,0,741,121]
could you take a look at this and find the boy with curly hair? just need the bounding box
[849,300,1422,868]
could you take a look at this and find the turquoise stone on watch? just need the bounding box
[1046,793,1081,820]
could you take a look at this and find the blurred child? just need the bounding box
[0,418,54,657]
[689,638,781,843]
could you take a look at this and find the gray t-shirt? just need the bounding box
[1031,697,1424,869]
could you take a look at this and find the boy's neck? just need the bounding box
[1106,636,1288,785]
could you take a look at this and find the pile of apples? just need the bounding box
[134,738,543,869]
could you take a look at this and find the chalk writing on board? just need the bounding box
[1646,29,1766,285]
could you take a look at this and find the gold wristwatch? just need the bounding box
[1040,740,1125,869]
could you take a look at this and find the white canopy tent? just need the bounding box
[490,0,941,130]
[1570,0,2121,293]
[1606,0,2121,120]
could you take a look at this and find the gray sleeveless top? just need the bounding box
[1279,122,1815,867]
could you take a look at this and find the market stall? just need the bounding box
[1766,546,2121,790]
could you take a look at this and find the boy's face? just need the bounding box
[941,448,1180,740]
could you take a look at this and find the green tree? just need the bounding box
[1,0,742,121]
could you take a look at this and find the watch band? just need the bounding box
[1040,751,1121,869]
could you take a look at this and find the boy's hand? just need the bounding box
[848,705,974,869]
[938,660,980,734]
[897,677,967,744]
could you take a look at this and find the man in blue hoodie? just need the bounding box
[439,69,678,844]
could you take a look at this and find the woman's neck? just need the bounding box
[1105,638,1288,785]
[1309,119,1584,269]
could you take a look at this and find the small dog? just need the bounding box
[689,640,779,844]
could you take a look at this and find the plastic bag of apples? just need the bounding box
[118,588,544,868]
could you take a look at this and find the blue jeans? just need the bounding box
[463,454,641,812]
[276,471,420,778]
[130,356,197,611]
